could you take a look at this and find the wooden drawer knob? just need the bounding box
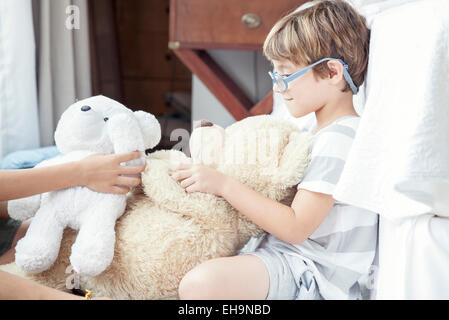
[241,13,261,29]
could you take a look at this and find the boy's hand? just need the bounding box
[169,163,226,196]
[79,151,146,195]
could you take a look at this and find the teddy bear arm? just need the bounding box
[269,131,313,186]
[143,151,234,225]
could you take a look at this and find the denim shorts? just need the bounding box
[0,219,21,257]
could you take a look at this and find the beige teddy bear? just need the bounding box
[0,115,312,299]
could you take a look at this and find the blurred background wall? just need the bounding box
[0,0,272,159]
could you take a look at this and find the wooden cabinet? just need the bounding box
[115,0,192,116]
[169,0,310,120]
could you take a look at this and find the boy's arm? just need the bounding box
[0,151,145,201]
[220,176,334,245]
[171,163,334,245]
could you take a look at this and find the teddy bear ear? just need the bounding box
[193,119,214,129]
[133,111,162,150]
[189,124,225,166]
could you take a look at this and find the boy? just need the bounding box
[172,0,378,299]
[0,151,144,299]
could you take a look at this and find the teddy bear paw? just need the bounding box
[70,251,112,277]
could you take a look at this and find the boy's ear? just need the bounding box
[327,60,344,81]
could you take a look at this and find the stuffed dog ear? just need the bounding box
[107,113,145,154]
[133,111,161,150]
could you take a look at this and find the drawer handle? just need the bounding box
[241,13,261,29]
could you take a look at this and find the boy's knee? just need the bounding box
[178,267,220,300]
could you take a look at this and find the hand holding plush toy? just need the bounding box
[7,95,161,276]
[2,114,312,299]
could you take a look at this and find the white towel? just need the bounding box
[334,0,449,220]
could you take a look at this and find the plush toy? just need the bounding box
[6,95,161,277]
[1,115,312,299]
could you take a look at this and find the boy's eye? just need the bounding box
[282,74,291,77]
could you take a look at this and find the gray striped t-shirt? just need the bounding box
[266,115,379,299]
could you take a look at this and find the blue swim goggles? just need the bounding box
[268,58,358,95]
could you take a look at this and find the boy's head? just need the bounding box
[263,0,370,118]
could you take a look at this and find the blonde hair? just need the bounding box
[263,0,370,93]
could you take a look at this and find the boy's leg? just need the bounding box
[178,254,269,300]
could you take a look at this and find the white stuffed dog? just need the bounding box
[7,95,161,277]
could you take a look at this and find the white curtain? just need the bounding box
[0,0,40,159]
[33,0,92,147]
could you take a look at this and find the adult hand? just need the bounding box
[80,151,146,194]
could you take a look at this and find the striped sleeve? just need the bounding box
[298,122,357,195]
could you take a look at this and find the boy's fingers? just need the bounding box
[180,177,195,189]
[185,184,199,193]
[170,170,192,182]
[114,151,142,164]
[172,162,192,171]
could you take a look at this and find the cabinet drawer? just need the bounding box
[169,0,309,50]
